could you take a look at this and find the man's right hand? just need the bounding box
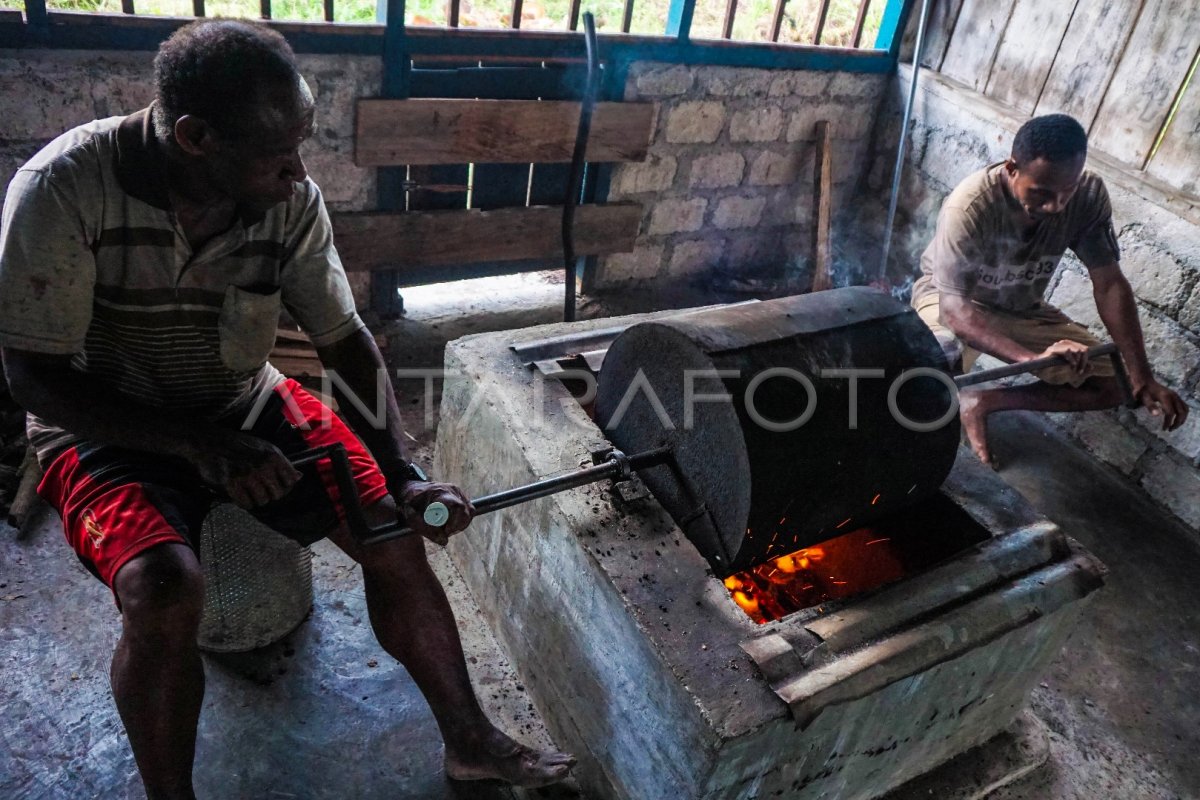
[182,430,302,509]
[1032,339,1092,377]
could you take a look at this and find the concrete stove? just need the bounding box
[434,303,1104,800]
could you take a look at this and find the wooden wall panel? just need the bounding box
[984,0,1078,115]
[356,99,655,166]
[1146,52,1200,196]
[900,0,966,71]
[331,203,642,272]
[1034,0,1145,127]
[1089,0,1200,168]
[939,0,1015,92]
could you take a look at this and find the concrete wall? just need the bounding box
[0,48,381,303]
[595,62,887,289]
[867,65,1200,532]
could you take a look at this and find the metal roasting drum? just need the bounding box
[594,286,960,577]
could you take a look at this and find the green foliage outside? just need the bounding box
[25,0,883,48]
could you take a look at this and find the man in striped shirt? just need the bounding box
[0,19,573,797]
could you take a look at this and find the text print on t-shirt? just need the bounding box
[978,256,1061,287]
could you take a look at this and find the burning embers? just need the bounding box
[722,497,990,623]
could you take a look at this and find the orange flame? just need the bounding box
[723,530,904,624]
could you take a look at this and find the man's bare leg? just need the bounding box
[110,543,206,800]
[960,375,1126,466]
[328,499,575,788]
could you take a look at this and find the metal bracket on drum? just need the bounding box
[289,443,675,546]
[952,342,1139,407]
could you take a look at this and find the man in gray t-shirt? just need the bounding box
[912,114,1186,466]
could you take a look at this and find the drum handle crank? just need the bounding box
[953,342,1138,407]
[289,444,674,546]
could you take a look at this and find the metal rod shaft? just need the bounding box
[878,0,933,281]
[563,12,599,323]
[359,446,673,546]
[954,343,1119,388]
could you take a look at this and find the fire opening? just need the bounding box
[724,495,991,624]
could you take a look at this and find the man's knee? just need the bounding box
[113,543,205,641]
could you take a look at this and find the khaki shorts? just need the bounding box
[914,294,1114,387]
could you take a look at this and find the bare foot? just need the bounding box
[958,391,993,468]
[445,728,576,788]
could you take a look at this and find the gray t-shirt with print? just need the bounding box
[911,163,1120,312]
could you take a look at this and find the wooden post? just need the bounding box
[769,0,787,42]
[811,0,833,44]
[810,120,834,292]
[446,0,460,27]
[722,0,737,39]
[665,0,696,42]
[850,0,872,47]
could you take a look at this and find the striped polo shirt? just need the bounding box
[0,106,365,463]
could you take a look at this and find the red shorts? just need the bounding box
[37,379,388,593]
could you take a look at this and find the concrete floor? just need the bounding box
[1,273,1198,799]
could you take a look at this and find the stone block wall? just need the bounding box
[0,48,381,303]
[866,65,1200,532]
[595,62,887,288]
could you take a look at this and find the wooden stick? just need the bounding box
[510,0,523,28]
[769,0,787,42]
[621,0,635,33]
[850,0,871,48]
[811,0,833,44]
[722,0,737,39]
[810,120,834,292]
[447,0,460,27]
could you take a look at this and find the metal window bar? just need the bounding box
[811,0,832,44]
[324,0,334,22]
[722,0,737,39]
[193,0,204,17]
[23,0,48,25]
[511,0,523,28]
[122,0,135,14]
[769,0,786,42]
[447,0,460,27]
[621,0,634,33]
[569,0,581,30]
[260,0,271,20]
[850,0,872,48]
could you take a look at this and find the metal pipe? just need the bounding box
[292,443,675,546]
[954,343,1137,408]
[563,12,599,323]
[359,445,673,545]
[878,0,933,282]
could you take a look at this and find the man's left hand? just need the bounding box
[397,481,476,545]
[1135,380,1190,431]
